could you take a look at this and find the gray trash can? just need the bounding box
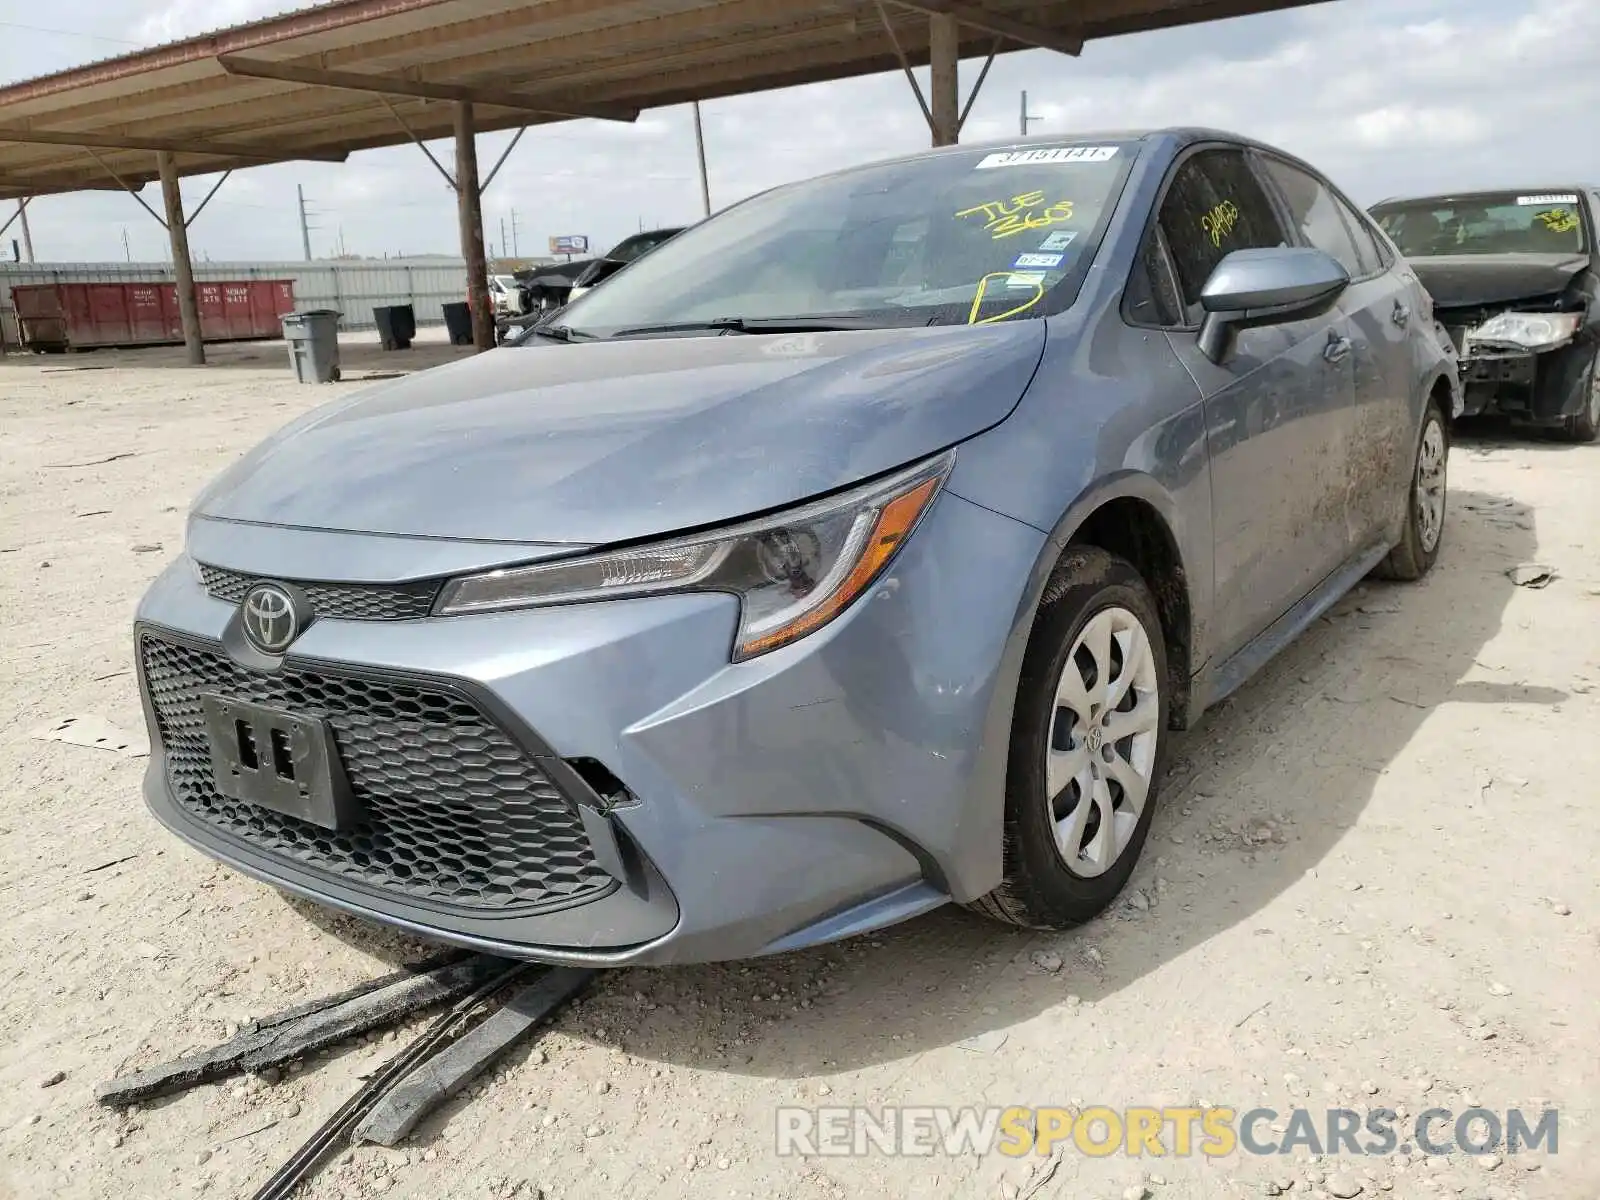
[281,309,342,383]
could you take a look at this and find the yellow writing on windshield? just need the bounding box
[1537,209,1579,234]
[967,272,1045,325]
[1202,200,1240,248]
[956,192,1075,240]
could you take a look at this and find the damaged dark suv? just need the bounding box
[1370,188,1600,441]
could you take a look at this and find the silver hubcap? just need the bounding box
[1046,606,1161,878]
[1415,418,1446,553]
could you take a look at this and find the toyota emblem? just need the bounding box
[241,582,301,654]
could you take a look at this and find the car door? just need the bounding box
[1154,146,1358,666]
[1258,154,1411,551]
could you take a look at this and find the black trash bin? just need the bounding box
[373,304,416,351]
[442,301,473,346]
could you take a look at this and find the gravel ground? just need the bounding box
[2,333,1596,1200]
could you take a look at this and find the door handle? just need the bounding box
[1392,301,1411,327]
[1323,331,1352,364]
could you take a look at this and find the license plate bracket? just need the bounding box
[201,694,358,831]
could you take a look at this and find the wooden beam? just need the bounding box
[216,56,638,123]
[928,13,960,146]
[157,151,204,366]
[889,0,1083,55]
[0,124,347,161]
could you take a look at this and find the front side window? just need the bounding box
[1371,193,1590,256]
[1260,157,1367,278]
[548,142,1139,337]
[1158,148,1291,323]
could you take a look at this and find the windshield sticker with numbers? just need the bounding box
[1518,194,1579,206]
[974,146,1119,170]
[1012,252,1064,269]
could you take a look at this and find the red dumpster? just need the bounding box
[11,279,295,351]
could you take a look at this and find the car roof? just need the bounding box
[1371,188,1598,208]
[794,127,1284,183]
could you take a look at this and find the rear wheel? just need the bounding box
[1561,352,1600,443]
[969,547,1169,929]
[1375,400,1448,582]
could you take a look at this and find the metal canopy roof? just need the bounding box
[0,0,1333,202]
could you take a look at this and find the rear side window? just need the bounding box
[1158,148,1291,324]
[1259,156,1367,278]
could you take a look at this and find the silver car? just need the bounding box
[134,129,1459,965]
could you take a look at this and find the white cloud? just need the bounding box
[130,0,319,45]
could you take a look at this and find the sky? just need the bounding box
[2,0,1596,265]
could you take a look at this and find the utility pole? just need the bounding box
[692,101,711,218]
[499,216,508,261]
[509,208,521,257]
[122,227,132,262]
[1020,90,1042,137]
[18,198,34,263]
[297,184,314,261]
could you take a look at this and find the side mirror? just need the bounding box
[1196,247,1350,363]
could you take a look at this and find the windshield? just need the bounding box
[1372,192,1589,257]
[548,141,1137,337]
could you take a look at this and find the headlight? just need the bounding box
[435,452,953,660]
[1466,311,1581,351]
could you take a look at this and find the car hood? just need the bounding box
[193,323,1046,545]
[1408,253,1590,308]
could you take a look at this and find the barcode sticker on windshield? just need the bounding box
[976,146,1118,169]
[1517,194,1578,205]
[1006,271,1047,288]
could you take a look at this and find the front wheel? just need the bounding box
[969,547,1169,930]
[1561,352,1600,443]
[1374,401,1448,582]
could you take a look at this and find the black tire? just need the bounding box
[1561,352,1600,443]
[968,546,1171,929]
[1374,400,1448,582]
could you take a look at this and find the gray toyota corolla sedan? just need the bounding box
[134,129,1460,966]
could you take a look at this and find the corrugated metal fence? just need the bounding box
[0,258,470,342]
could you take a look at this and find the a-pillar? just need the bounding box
[454,101,494,352]
[157,151,205,366]
[928,13,961,147]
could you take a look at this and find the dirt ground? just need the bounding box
[2,330,1596,1200]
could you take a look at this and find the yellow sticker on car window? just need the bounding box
[1202,200,1241,248]
[967,271,1045,324]
[1537,208,1579,234]
[955,192,1075,240]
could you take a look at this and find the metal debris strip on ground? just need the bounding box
[252,961,596,1200]
[96,953,505,1106]
[352,966,596,1146]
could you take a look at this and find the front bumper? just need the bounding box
[134,492,1047,966]
[1452,335,1596,423]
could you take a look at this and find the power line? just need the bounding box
[0,20,141,46]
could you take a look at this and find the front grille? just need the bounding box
[139,632,615,913]
[198,564,439,621]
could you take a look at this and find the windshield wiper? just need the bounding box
[607,316,890,338]
[523,323,596,343]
